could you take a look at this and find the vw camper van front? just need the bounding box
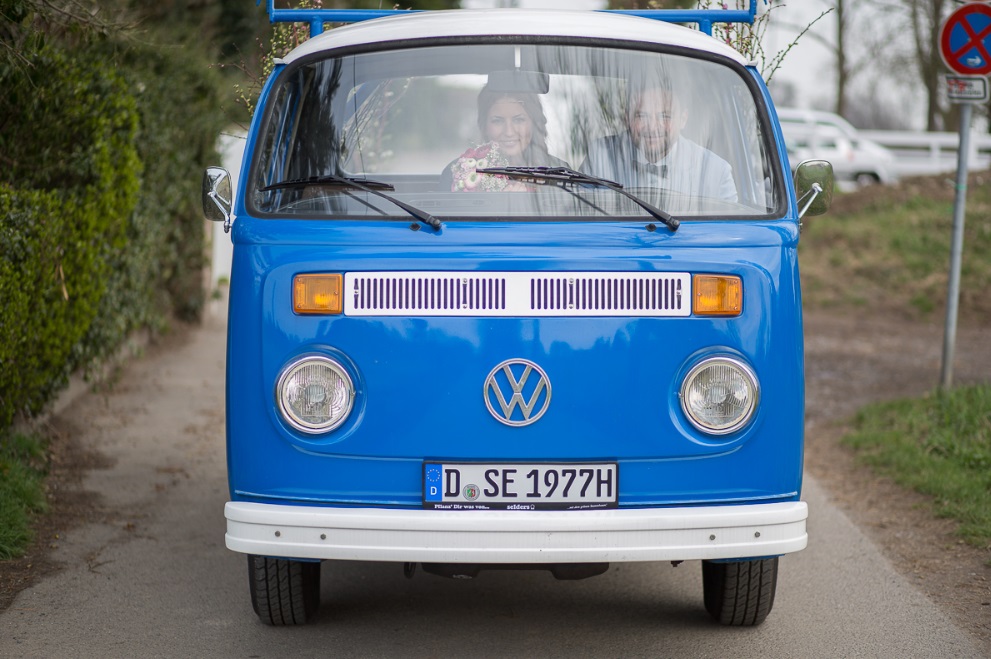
[206,5,832,627]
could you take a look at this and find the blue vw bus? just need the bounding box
[203,2,832,627]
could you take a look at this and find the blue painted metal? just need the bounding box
[225,215,805,508]
[256,0,758,37]
[227,5,803,559]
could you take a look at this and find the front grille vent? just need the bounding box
[350,275,506,312]
[344,272,691,317]
[531,276,683,312]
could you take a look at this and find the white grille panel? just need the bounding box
[349,274,506,313]
[345,272,690,317]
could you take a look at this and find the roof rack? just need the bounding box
[256,1,757,38]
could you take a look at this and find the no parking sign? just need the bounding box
[937,4,988,387]
[940,2,991,76]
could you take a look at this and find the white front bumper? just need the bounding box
[225,500,808,563]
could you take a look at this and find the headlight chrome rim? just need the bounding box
[276,355,355,434]
[679,356,759,436]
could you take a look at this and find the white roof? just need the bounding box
[282,9,748,66]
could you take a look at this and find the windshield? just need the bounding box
[249,41,784,221]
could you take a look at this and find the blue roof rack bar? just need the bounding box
[258,1,417,36]
[605,7,756,36]
[258,1,756,37]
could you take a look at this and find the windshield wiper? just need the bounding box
[260,175,441,230]
[476,166,679,231]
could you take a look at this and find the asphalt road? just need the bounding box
[0,298,984,658]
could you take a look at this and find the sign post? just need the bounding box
[937,3,991,388]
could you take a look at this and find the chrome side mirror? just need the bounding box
[794,159,834,219]
[202,167,233,232]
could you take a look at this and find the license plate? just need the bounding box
[423,462,618,511]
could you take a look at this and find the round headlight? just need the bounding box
[680,357,758,435]
[276,356,354,434]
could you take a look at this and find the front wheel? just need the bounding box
[248,555,321,625]
[855,172,880,187]
[701,557,778,626]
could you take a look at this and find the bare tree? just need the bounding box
[845,0,962,130]
[907,0,952,131]
[786,0,870,116]
[774,0,965,131]
[833,0,848,117]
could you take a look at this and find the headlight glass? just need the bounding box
[277,356,354,433]
[680,357,758,435]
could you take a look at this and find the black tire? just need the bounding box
[702,557,778,626]
[248,555,321,625]
[855,172,880,187]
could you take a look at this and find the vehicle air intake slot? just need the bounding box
[350,274,507,312]
[531,275,683,311]
[344,272,691,317]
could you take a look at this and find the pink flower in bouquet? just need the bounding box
[449,141,524,192]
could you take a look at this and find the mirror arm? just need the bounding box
[208,190,233,233]
[797,182,822,219]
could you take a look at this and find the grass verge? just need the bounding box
[842,384,991,548]
[799,172,991,323]
[0,433,49,560]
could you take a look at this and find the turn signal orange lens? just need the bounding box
[293,274,343,314]
[693,275,742,316]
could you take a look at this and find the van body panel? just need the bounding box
[215,6,822,627]
[226,219,803,508]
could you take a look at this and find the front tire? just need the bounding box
[855,172,880,187]
[248,555,321,625]
[702,557,778,626]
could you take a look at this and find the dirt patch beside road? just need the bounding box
[0,324,195,613]
[0,420,109,612]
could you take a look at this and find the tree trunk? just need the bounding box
[834,0,847,117]
[908,0,948,131]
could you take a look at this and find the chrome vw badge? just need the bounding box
[483,359,551,427]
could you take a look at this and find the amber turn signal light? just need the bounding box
[293,274,343,314]
[693,275,742,316]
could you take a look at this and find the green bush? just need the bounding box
[0,48,140,428]
[77,38,227,371]
[0,2,231,560]
[0,37,226,430]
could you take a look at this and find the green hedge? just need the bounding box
[0,48,140,428]
[80,38,228,364]
[0,40,225,430]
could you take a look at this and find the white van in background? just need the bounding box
[778,108,897,188]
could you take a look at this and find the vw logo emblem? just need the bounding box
[483,359,552,427]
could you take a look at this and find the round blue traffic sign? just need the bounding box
[940,3,991,76]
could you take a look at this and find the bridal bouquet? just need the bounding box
[448,142,527,192]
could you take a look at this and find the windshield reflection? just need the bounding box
[250,42,781,220]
